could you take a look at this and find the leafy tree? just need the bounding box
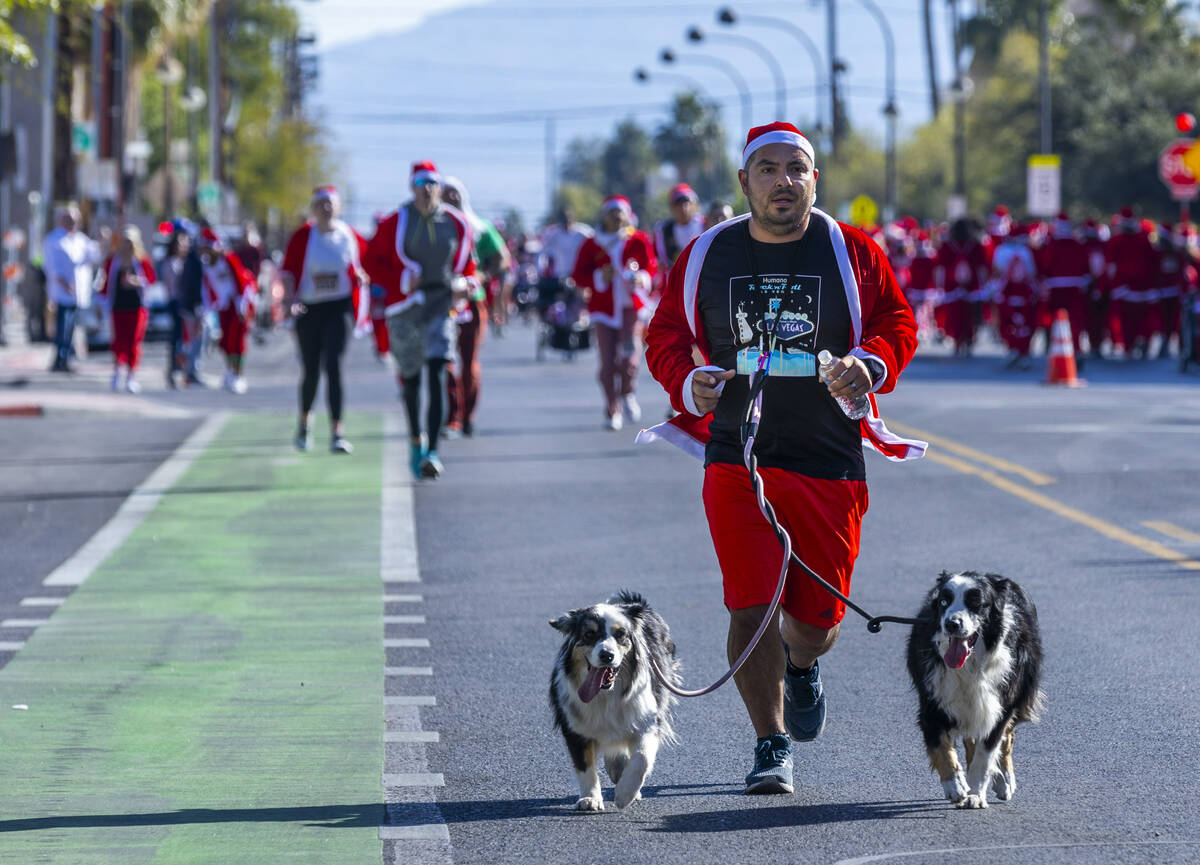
[602,118,655,216]
[0,0,61,66]
[653,91,736,203]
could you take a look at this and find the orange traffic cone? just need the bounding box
[1045,308,1086,387]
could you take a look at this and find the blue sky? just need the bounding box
[295,0,960,231]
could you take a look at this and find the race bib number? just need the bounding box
[312,272,340,296]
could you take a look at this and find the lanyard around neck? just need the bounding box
[743,220,806,360]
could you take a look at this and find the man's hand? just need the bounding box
[823,355,872,400]
[691,368,735,415]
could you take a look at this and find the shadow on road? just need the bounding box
[649,799,945,833]
[0,803,386,832]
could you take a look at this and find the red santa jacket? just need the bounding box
[935,240,989,303]
[637,210,926,463]
[96,255,156,309]
[362,204,476,316]
[1038,236,1090,293]
[570,227,658,327]
[202,251,257,318]
[1106,229,1157,303]
[281,220,370,329]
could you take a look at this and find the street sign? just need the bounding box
[71,121,95,159]
[1183,140,1200,184]
[1027,154,1062,217]
[197,180,221,212]
[1158,138,1198,201]
[849,194,878,228]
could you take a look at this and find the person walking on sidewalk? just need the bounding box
[42,203,102,372]
[160,227,193,389]
[641,121,924,796]
[281,185,370,454]
[570,195,658,430]
[363,161,477,479]
[197,228,256,394]
[97,226,157,393]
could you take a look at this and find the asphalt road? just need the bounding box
[1,317,1197,864]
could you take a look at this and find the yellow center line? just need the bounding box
[924,451,1200,572]
[1141,520,1200,545]
[889,420,1057,486]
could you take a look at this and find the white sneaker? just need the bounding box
[125,376,141,394]
[110,371,122,392]
[232,376,248,395]
[621,394,642,423]
[606,412,624,431]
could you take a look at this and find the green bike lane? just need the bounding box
[0,411,388,863]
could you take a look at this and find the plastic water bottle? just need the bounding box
[817,350,870,420]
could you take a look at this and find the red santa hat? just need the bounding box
[741,121,815,170]
[670,183,698,203]
[987,205,1012,237]
[312,185,339,204]
[411,160,441,186]
[601,195,633,217]
[197,227,221,249]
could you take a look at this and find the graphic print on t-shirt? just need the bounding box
[729,273,821,377]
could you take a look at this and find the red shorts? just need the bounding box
[702,462,869,629]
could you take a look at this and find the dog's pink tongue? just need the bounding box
[578,666,606,703]
[944,637,971,669]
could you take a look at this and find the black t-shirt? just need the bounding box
[113,264,144,311]
[698,218,865,480]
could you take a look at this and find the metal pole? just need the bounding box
[923,0,939,118]
[851,0,897,218]
[545,115,556,214]
[827,0,840,154]
[701,30,786,120]
[117,0,129,223]
[1038,0,1051,154]
[186,37,198,214]
[729,13,824,141]
[1,73,11,344]
[41,9,58,226]
[163,78,173,216]
[950,0,965,199]
[209,1,221,189]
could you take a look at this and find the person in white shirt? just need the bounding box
[537,207,593,313]
[42,203,102,372]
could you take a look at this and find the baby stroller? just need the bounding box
[535,277,590,361]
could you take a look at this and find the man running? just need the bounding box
[640,122,924,795]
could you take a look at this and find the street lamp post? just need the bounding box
[686,25,786,121]
[948,0,966,209]
[848,0,898,220]
[660,48,753,140]
[717,7,824,143]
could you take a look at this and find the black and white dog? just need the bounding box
[548,590,681,812]
[906,571,1045,809]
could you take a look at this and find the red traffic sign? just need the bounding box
[1159,138,1199,200]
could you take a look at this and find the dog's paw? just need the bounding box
[574,796,605,812]
[956,793,989,810]
[942,774,969,804]
[613,785,642,810]
[991,770,1016,801]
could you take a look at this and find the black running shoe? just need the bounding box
[744,733,794,794]
[783,656,827,742]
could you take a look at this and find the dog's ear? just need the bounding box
[549,609,580,633]
[981,574,1011,649]
[609,589,648,619]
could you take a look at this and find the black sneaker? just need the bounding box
[744,733,794,794]
[783,656,827,742]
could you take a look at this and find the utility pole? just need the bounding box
[949,0,966,208]
[186,37,198,214]
[40,9,58,231]
[1038,0,1051,154]
[923,0,940,118]
[826,0,840,154]
[209,1,222,193]
[545,116,556,215]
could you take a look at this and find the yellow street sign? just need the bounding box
[1183,140,1200,182]
[849,194,878,228]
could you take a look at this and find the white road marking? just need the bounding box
[384,594,423,603]
[383,615,426,624]
[384,638,430,648]
[19,597,64,607]
[384,695,437,707]
[1,619,48,628]
[385,667,433,676]
[385,730,440,743]
[379,824,450,841]
[383,773,445,787]
[381,412,420,583]
[0,642,26,651]
[833,840,1200,865]
[43,412,231,587]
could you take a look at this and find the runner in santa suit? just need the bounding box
[982,205,1012,267]
[570,195,658,430]
[905,230,938,340]
[991,223,1039,368]
[196,227,256,394]
[1081,219,1110,357]
[1037,212,1090,357]
[1105,207,1157,359]
[1151,222,1185,359]
[638,122,925,796]
[934,218,988,355]
[654,183,705,292]
[97,226,156,393]
[281,185,369,454]
[362,160,477,480]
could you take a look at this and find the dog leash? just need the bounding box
[650,332,923,700]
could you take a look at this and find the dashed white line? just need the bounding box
[384,731,440,743]
[384,695,436,707]
[1,619,49,628]
[385,667,433,676]
[43,412,231,587]
[384,638,430,649]
[19,597,64,607]
[0,642,26,651]
[383,615,426,624]
[384,594,423,603]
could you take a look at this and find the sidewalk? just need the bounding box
[0,411,389,863]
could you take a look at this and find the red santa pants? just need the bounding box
[446,300,488,430]
[218,306,249,357]
[702,462,869,630]
[996,290,1035,355]
[595,307,641,415]
[371,317,390,355]
[111,308,149,370]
